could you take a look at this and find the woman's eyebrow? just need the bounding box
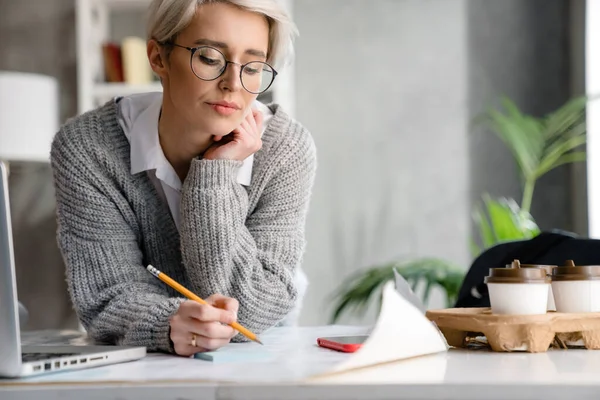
[193,38,267,59]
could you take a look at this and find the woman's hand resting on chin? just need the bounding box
[203,109,264,161]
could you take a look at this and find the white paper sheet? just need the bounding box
[329,281,448,374]
[394,267,427,314]
[6,282,448,384]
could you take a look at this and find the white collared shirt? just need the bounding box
[116,92,272,230]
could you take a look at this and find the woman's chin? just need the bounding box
[207,129,233,139]
[207,121,240,137]
[194,112,243,137]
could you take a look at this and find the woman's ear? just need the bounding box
[147,39,168,80]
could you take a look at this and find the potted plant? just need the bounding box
[330,95,589,323]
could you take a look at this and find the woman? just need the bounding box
[50,0,316,357]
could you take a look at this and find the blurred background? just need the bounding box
[0,0,598,331]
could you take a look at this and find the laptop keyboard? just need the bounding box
[22,352,77,362]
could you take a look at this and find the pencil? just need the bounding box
[146,265,263,345]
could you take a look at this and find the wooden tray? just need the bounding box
[426,307,600,352]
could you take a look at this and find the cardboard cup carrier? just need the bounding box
[426,259,600,352]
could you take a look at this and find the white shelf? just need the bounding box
[93,82,162,98]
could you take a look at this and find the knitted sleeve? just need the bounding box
[50,123,184,353]
[179,122,317,340]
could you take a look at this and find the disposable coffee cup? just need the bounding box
[551,260,600,313]
[484,260,550,315]
[518,263,557,311]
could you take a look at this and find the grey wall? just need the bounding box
[294,0,471,325]
[467,0,573,236]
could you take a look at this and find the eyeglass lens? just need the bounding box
[191,47,274,94]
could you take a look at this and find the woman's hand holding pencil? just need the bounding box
[146,265,263,357]
[169,294,239,356]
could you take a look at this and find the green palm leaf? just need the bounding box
[543,96,587,140]
[471,195,540,257]
[537,131,586,177]
[485,108,540,179]
[471,205,495,249]
[479,95,589,212]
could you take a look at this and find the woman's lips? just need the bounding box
[207,101,240,116]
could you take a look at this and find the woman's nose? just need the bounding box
[218,62,242,92]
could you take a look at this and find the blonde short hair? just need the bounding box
[146,0,297,68]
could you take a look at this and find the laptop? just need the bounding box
[0,162,146,378]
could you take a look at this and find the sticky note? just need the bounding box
[193,347,274,363]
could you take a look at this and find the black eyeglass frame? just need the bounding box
[168,43,278,94]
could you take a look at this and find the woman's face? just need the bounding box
[158,2,270,136]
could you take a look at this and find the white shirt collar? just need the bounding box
[117,92,269,188]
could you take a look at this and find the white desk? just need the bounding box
[3,327,600,400]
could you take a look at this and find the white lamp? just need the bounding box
[0,71,59,165]
[0,72,58,328]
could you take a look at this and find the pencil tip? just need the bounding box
[255,338,264,345]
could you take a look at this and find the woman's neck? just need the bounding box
[158,98,213,182]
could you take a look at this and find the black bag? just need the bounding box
[454,230,600,308]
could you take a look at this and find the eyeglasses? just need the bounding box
[169,43,278,94]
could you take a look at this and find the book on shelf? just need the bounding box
[102,42,124,83]
[102,36,155,85]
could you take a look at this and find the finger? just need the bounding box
[173,339,210,357]
[240,120,255,138]
[253,110,264,135]
[173,328,232,353]
[170,327,232,356]
[249,111,263,137]
[231,122,248,136]
[174,342,199,357]
[214,132,235,142]
[195,336,232,351]
[230,126,250,145]
[186,319,236,339]
[206,294,239,317]
[184,300,236,324]
[219,133,236,144]
[246,109,258,133]
[170,325,202,356]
